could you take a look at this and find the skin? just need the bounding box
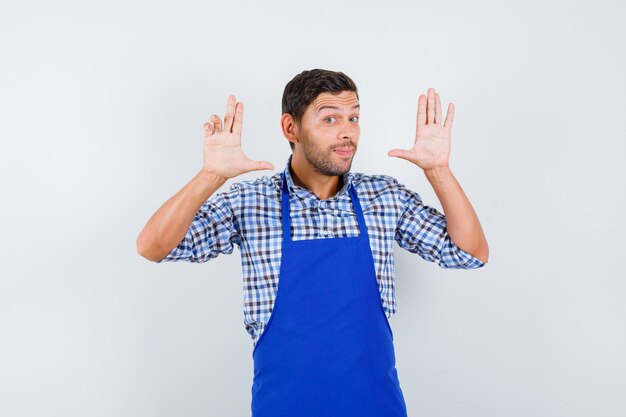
[388,88,489,263]
[136,95,273,262]
[137,89,488,264]
[281,90,361,199]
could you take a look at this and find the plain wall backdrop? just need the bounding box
[1,0,625,416]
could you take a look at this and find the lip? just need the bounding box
[333,147,354,157]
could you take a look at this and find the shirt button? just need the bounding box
[321,229,328,236]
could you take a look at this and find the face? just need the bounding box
[295,90,360,176]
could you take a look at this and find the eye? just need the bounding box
[350,116,359,123]
[324,116,336,123]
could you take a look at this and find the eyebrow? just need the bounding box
[316,104,360,112]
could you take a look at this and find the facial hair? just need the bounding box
[300,133,357,176]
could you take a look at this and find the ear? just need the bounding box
[281,113,300,147]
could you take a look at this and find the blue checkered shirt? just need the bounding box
[159,156,485,346]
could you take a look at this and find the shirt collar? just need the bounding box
[282,155,353,200]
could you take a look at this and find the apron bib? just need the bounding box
[251,173,408,416]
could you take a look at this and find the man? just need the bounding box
[137,69,489,416]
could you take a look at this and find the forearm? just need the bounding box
[136,170,227,262]
[424,166,489,263]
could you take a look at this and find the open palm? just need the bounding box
[203,95,273,179]
[388,88,453,171]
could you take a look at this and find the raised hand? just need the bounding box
[388,88,453,171]
[203,95,274,179]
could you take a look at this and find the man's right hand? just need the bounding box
[137,95,274,262]
[202,95,274,179]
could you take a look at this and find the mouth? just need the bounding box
[333,147,355,157]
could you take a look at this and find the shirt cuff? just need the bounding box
[156,229,194,263]
[454,245,486,269]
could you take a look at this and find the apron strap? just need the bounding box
[280,172,368,242]
[281,173,292,243]
[348,184,369,239]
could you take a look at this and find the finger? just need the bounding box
[210,114,222,132]
[223,95,236,132]
[416,95,427,127]
[203,122,214,136]
[427,88,435,124]
[387,148,412,161]
[245,159,275,172]
[443,102,455,129]
[232,101,244,136]
[435,92,442,126]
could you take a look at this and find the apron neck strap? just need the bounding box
[280,172,368,243]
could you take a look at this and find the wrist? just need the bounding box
[199,168,228,183]
[424,165,452,183]
[197,169,228,193]
[424,165,451,175]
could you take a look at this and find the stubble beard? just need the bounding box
[300,136,357,177]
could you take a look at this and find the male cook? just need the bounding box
[137,68,489,417]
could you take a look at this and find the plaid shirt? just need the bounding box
[159,156,485,346]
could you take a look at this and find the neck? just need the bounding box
[289,155,343,200]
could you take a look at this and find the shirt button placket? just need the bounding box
[318,200,325,238]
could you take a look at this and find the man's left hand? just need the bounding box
[388,87,454,171]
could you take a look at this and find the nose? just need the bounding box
[337,118,359,141]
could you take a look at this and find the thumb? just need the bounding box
[247,160,275,172]
[387,149,412,160]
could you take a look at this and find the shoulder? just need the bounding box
[206,172,282,213]
[224,171,283,199]
[351,172,402,195]
[350,172,421,204]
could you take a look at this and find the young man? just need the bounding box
[137,69,489,416]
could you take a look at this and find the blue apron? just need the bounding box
[251,173,408,416]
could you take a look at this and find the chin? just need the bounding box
[334,162,353,176]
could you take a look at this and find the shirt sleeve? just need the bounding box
[157,183,242,263]
[394,180,485,269]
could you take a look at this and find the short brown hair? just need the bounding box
[282,69,359,149]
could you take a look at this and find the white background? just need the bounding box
[1,0,625,416]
